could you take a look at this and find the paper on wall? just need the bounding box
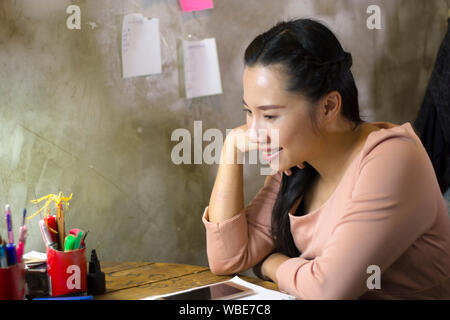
[122,14,162,78]
[182,38,223,99]
[180,0,214,12]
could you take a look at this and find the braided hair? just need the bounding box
[244,19,363,258]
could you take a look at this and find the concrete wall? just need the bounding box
[0,0,448,267]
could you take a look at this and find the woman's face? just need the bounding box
[242,65,321,172]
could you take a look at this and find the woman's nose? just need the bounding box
[248,120,268,144]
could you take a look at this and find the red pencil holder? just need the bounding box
[0,263,26,300]
[46,246,87,296]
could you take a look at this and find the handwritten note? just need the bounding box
[122,14,162,78]
[182,38,223,99]
[180,0,214,12]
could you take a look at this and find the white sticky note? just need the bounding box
[182,38,223,99]
[122,14,162,78]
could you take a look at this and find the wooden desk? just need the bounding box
[94,262,279,300]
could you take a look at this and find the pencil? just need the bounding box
[56,201,65,251]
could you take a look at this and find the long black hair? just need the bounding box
[244,19,363,257]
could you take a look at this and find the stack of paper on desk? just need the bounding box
[23,251,47,268]
[142,276,295,300]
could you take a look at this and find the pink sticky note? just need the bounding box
[180,0,214,12]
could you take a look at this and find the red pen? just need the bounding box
[45,215,59,245]
[39,220,58,250]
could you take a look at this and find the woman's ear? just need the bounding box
[319,91,342,123]
[324,91,342,116]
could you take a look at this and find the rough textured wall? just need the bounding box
[0,0,448,267]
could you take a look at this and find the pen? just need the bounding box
[56,201,65,251]
[16,209,27,263]
[81,230,89,248]
[39,220,58,250]
[64,234,75,251]
[69,229,86,249]
[73,230,83,250]
[0,236,7,267]
[5,243,17,266]
[5,205,13,244]
[45,215,59,244]
[22,208,26,226]
[0,246,7,267]
[33,295,93,300]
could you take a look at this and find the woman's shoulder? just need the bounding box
[356,122,439,192]
[360,121,423,159]
[350,122,442,230]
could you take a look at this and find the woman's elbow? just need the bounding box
[209,264,233,276]
[208,259,246,276]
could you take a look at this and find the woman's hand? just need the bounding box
[225,124,259,154]
[283,163,306,176]
[226,124,306,174]
[260,253,291,283]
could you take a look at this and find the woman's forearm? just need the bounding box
[261,253,290,283]
[208,134,244,223]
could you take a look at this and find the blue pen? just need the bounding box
[0,236,7,268]
[5,243,17,266]
[34,295,93,300]
[5,205,13,244]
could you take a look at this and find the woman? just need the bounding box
[202,19,450,299]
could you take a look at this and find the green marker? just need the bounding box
[73,231,84,250]
[64,235,75,251]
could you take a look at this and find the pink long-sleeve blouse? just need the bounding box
[202,122,450,299]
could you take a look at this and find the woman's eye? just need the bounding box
[242,108,276,120]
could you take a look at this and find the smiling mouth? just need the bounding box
[261,147,283,161]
